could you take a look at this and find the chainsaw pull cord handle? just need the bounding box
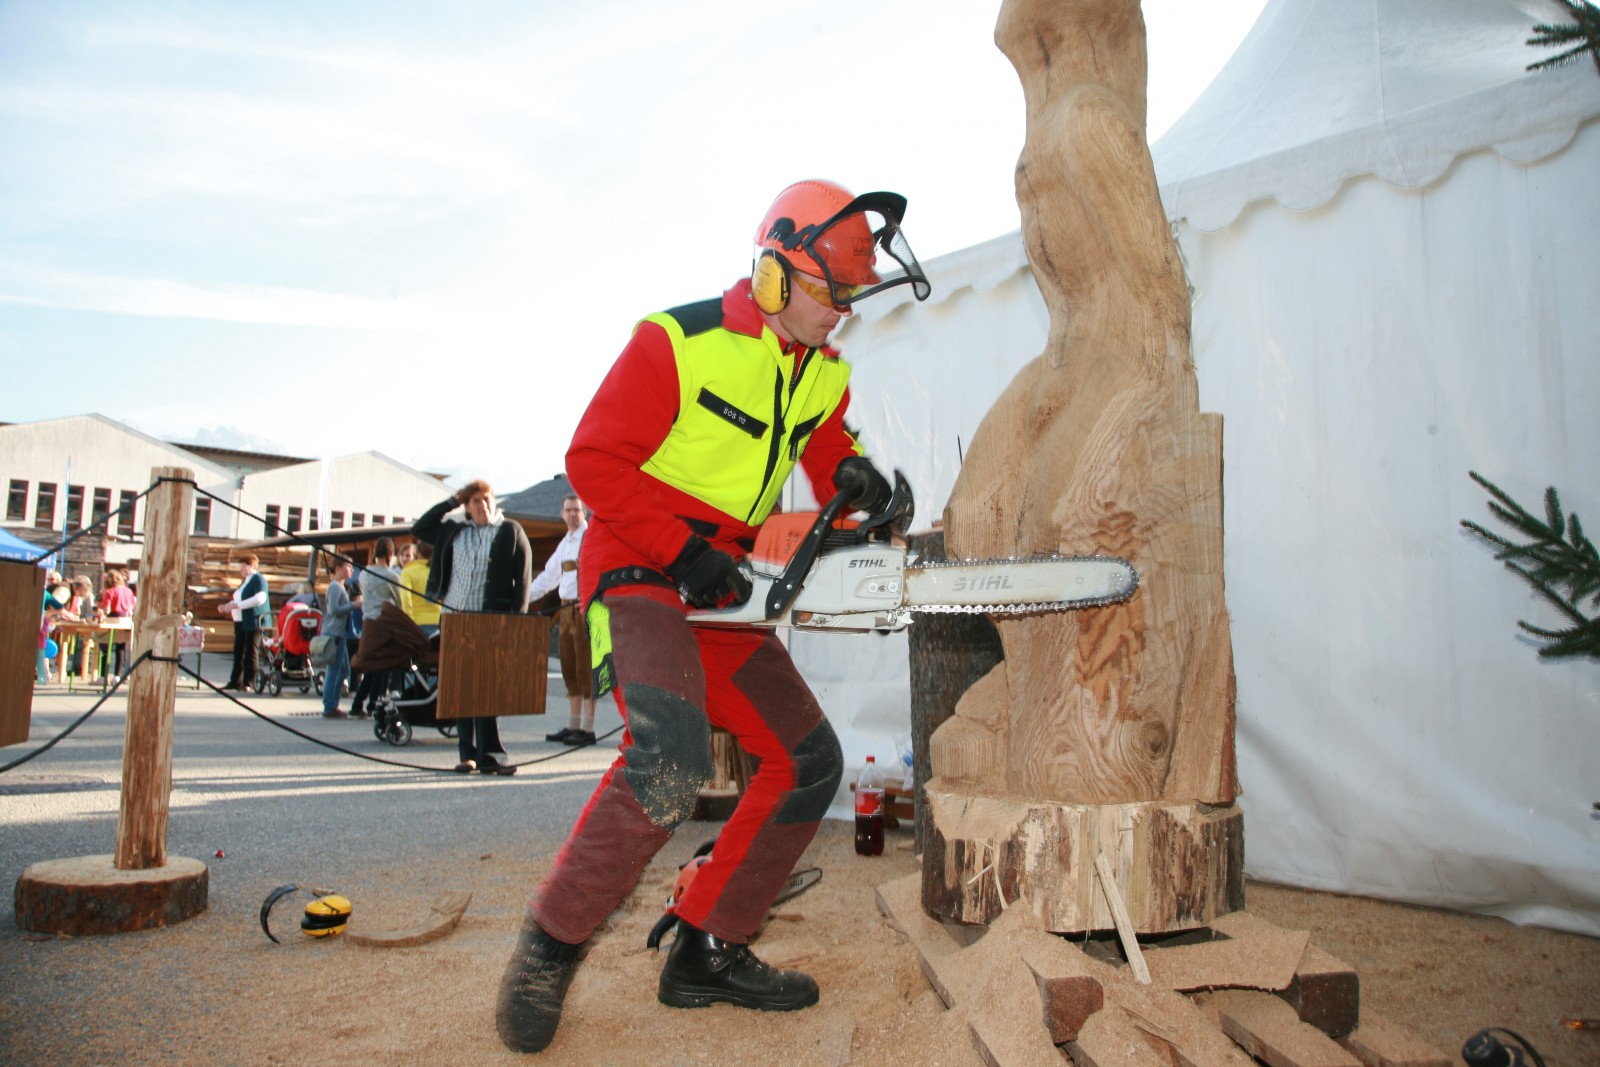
[762,469,915,620]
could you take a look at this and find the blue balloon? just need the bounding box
[45,639,59,659]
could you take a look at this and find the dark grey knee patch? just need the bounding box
[775,718,843,825]
[620,682,714,830]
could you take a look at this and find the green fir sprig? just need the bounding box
[1461,471,1600,660]
[1526,0,1600,76]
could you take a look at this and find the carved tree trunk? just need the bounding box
[924,0,1242,934]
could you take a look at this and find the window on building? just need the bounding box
[92,488,112,528]
[352,513,365,528]
[6,480,27,522]
[330,510,345,529]
[264,505,281,535]
[193,497,212,536]
[371,514,384,527]
[287,506,302,533]
[65,486,84,530]
[34,483,57,529]
[116,490,138,537]
[309,508,320,530]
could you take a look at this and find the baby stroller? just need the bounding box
[351,603,452,747]
[256,600,322,697]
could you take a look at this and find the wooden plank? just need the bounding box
[1144,916,1308,992]
[0,560,43,748]
[436,611,549,719]
[969,957,1074,1067]
[1070,1004,1192,1067]
[1278,942,1360,1038]
[1095,852,1152,984]
[1021,949,1104,1043]
[1336,1011,1451,1067]
[1202,989,1363,1067]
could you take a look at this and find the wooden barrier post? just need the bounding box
[15,466,209,934]
[116,466,193,868]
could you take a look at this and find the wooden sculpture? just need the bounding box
[924,0,1243,934]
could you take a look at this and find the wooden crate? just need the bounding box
[0,562,44,747]
[436,612,550,719]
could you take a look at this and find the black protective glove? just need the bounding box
[832,456,893,515]
[665,536,753,609]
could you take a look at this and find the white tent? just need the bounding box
[803,0,1600,936]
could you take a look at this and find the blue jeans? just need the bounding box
[322,637,350,715]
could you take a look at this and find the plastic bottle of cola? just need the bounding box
[855,756,885,856]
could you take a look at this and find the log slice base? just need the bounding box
[922,789,1243,934]
[15,854,208,935]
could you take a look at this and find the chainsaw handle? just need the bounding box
[762,469,915,620]
[764,486,855,619]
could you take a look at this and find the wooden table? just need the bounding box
[52,619,135,692]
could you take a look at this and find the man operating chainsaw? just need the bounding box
[495,178,930,1054]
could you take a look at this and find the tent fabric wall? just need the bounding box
[1183,130,1600,937]
[804,0,1600,935]
[1151,0,1600,231]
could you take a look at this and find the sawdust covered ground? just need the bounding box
[5,817,1598,1067]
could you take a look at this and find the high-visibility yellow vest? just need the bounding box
[639,299,856,527]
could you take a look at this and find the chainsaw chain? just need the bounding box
[906,554,1138,615]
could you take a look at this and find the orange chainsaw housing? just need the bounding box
[750,511,859,569]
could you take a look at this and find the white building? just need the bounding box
[0,413,451,549]
[232,451,450,540]
[0,414,236,543]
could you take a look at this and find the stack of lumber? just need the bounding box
[185,541,317,652]
[876,875,1452,1067]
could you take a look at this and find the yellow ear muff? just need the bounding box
[751,250,789,315]
[301,893,352,937]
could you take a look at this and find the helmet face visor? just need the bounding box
[791,192,932,308]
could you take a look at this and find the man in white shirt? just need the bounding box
[528,493,597,744]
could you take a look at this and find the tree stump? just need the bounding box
[926,0,1241,934]
[15,855,208,936]
[906,531,1004,852]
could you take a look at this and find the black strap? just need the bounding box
[594,566,676,600]
[695,388,767,438]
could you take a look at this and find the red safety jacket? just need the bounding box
[568,279,863,604]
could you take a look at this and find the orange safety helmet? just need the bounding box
[752,180,931,311]
[756,180,878,285]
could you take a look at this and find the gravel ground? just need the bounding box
[3,658,1597,1067]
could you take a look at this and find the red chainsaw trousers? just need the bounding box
[528,585,843,945]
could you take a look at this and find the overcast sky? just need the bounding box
[0,0,1267,493]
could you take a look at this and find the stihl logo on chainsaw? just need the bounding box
[847,557,892,569]
[950,573,1015,592]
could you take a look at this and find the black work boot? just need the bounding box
[657,920,819,1011]
[495,917,583,1053]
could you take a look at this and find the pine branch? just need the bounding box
[1461,470,1600,660]
[1526,0,1600,75]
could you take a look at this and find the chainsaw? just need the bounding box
[688,470,1138,632]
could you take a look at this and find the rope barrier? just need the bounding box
[0,650,150,774]
[6,474,613,777]
[0,650,623,777]
[175,661,623,773]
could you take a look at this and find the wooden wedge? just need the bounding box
[347,890,471,948]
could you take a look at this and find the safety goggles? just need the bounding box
[790,273,860,312]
